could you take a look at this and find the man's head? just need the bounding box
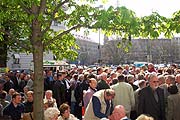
[104,89,115,101]
[12,92,22,105]
[110,72,117,79]
[57,73,64,80]
[4,74,10,81]
[175,74,180,84]
[127,74,135,84]
[78,74,84,81]
[165,75,175,86]
[124,64,129,70]
[0,91,7,99]
[97,67,103,75]
[158,75,165,85]
[148,72,159,90]
[138,80,146,89]
[89,78,97,89]
[111,105,126,120]
[59,70,67,78]
[116,66,123,74]
[148,63,156,73]
[117,74,125,82]
[9,88,15,95]
[46,70,52,76]
[101,72,107,81]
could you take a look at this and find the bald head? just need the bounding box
[111,105,126,120]
[176,74,180,84]
[114,105,126,115]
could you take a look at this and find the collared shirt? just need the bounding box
[120,116,129,120]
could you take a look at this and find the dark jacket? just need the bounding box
[62,79,71,106]
[53,80,66,108]
[138,86,165,120]
[97,80,110,91]
[3,102,24,120]
[23,101,33,113]
[3,81,14,93]
[74,80,83,119]
[44,76,54,91]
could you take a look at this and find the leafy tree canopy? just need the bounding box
[1,1,180,58]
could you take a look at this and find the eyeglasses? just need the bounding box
[152,81,159,83]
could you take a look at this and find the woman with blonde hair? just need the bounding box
[136,114,154,120]
[44,107,60,120]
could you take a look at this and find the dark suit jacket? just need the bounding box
[52,80,66,108]
[62,78,71,106]
[3,102,24,120]
[138,86,165,120]
[97,80,110,91]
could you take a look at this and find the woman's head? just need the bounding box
[59,103,70,119]
[44,107,60,120]
[136,114,154,120]
[45,90,53,99]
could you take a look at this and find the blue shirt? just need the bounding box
[92,96,110,118]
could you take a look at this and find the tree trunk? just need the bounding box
[0,32,8,67]
[33,41,44,120]
[31,17,44,120]
[0,43,7,67]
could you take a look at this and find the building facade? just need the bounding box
[72,34,99,65]
[102,36,180,65]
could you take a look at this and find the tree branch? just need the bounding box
[39,0,46,14]
[55,24,82,39]
[19,1,32,14]
[42,0,70,35]
[0,29,31,50]
[44,24,82,46]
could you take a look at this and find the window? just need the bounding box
[54,21,58,26]
[13,54,20,64]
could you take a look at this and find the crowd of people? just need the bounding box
[0,63,180,120]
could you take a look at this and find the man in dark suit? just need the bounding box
[52,73,66,108]
[44,70,54,91]
[97,72,110,91]
[62,72,71,106]
[138,72,165,120]
[3,92,25,120]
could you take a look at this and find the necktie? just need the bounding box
[153,90,159,102]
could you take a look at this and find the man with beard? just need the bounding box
[138,72,165,120]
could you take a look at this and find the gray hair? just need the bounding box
[148,72,157,82]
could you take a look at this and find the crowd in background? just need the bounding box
[0,63,180,120]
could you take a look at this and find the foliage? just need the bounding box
[0,0,180,120]
[169,10,180,34]
[1,1,180,56]
[0,0,99,60]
